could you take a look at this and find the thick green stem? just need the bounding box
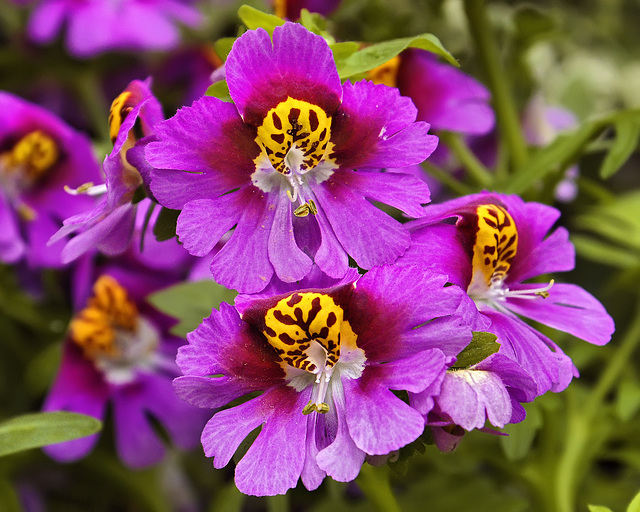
[356,464,401,512]
[463,0,529,172]
[438,131,493,187]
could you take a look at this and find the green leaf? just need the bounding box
[503,109,640,194]
[0,479,21,512]
[237,5,284,34]
[588,506,614,512]
[0,412,102,457]
[502,118,607,194]
[452,331,499,369]
[299,9,330,38]
[500,401,543,461]
[616,378,640,421]
[336,33,457,80]
[153,207,180,242]
[600,112,640,179]
[571,234,639,269]
[204,80,233,103]
[148,280,237,337]
[214,37,236,61]
[627,489,640,512]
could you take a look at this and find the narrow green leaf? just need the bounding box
[336,34,457,80]
[616,378,640,421]
[600,113,640,179]
[237,5,284,34]
[588,506,614,512]
[204,80,232,103]
[453,331,499,369]
[571,235,639,269]
[502,118,607,194]
[0,412,102,457]
[627,489,640,512]
[148,280,237,337]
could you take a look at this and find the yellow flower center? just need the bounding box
[255,97,332,176]
[0,130,59,184]
[108,91,134,145]
[70,275,139,359]
[468,204,518,293]
[262,291,360,414]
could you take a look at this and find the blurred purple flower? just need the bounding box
[25,0,202,58]
[43,264,207,468]
[0,92,101,267]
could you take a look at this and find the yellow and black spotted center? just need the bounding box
[0,130,59,182]
[70,275,138,359]
[366,56,401,88]
[108,91,134,145]
[262,292,356,373]
[256,97,332,176]
[470,204,518,288]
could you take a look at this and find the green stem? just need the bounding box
[73,68,111,144]
[463,0,529,172]
[555,300,640,512]
[356,464,401,512]
[423,163,474,196]
[438,131,493,187]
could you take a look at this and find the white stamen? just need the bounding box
[64,182,107,196]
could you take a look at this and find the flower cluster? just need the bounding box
[0,4,616,501]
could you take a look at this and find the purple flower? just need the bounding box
[25,0,202,58]
[419,353,537,444]
[368,49,495,136]
[43,266,207,468]
[0,92,101,267]
[147,22,437,293]
[398,192,615,395]
[273,0,342,20]
[173,264,473,495]
[50,79,164,263]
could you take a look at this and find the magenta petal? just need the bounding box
[0,195,26,263]
[59,203,136,263]
[331,80,437,170]
[484,310,576,394]
[177,197,241,257]
[234,387,310,496]
[112,383,166,468]
[506,283,614,346]
[380,349,447,393]
[209,191,276,293]
[343,376,425,455]
[346,170,431,218]
[43,344,109,462]
[313,180,410,269]
[226,22,342,126]
[311,205,349,278]
[316,381,366,482]
[268,187,313,282]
